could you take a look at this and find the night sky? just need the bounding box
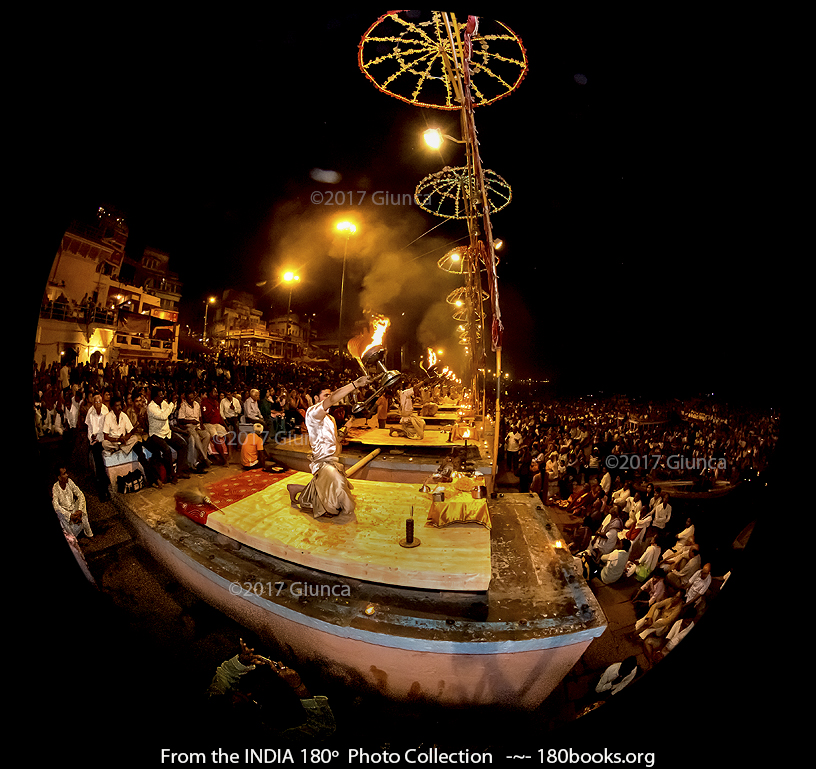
[32,10,781,406]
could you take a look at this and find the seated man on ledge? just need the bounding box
[103,395,162,489]
[288,376,370,518]
[53,466,93,538]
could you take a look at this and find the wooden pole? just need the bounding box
[346,448,381,477]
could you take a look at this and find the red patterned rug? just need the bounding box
[175,468,296,525]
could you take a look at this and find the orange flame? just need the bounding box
[348,315,391,364]
[463,429,470,439]
[427,348,437,368]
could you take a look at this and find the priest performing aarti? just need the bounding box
[418,348,440,417]
[391,382,426,440]
[288,316,402,518]
[286,376,371,518]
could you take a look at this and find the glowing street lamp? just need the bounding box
[336,221,357,356]
[203,296,216,343]
[423,128,465,149]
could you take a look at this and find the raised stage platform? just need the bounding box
[114,463,606,709]
[196,471,492,591]
[346,427,471,448]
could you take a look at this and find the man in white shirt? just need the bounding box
[600,468,612,497]
[59,361,72,391]
[545,452,560,499]
[145,386,190,484]
[178,389,212,472]
[65,388,80,431]
[53,466,93,538]
[651,492,672,531]
[102,395,140,456]
[600,539,631,584]
[85,393,111,499]
[103,395,161,489]
[505,428,522,474]
[220,390,242,446]
[287,375,370,518]
[667,546,702,591]
[612,482,632,510]
[243,389,264,425]
[684,564,712,606]
[623,492,643,519]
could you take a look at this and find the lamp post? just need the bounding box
[335,221,357,358]
[282,272,300,360]
[203,296,215,344]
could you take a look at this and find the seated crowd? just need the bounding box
[502,394,777,495]
[500,394,772,676]
[35,352,374,503]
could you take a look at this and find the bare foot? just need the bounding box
[287,484,304,507]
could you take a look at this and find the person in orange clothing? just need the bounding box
[240,423,267,471]
[376,393,389,429]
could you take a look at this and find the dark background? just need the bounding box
[30,9,781,404]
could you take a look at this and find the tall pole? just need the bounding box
[286,285,293,360]
[440,13,504,491]
[203,297,214,344]
[338,237,348,359]
[335,221,356,362]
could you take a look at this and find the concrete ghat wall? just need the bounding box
[130,509,601,709]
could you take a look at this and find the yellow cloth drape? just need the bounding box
[426,486,490,529]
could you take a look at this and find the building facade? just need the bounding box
[216,290,308,361]
[35,207,182,368]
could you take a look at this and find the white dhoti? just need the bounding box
[297,458,355,519]
[102,435,141,456]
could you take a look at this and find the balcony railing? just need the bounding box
[39,302,117,326]
[115,332,174,352]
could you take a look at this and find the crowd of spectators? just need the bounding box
[38,357,772,724]
[35,351,379,501]
[497,393,776,678]
[500,395,777,495]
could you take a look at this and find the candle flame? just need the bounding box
[463,429,470,439]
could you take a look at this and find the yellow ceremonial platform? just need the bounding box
[201,471,492,591]
[345,427,472,448]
